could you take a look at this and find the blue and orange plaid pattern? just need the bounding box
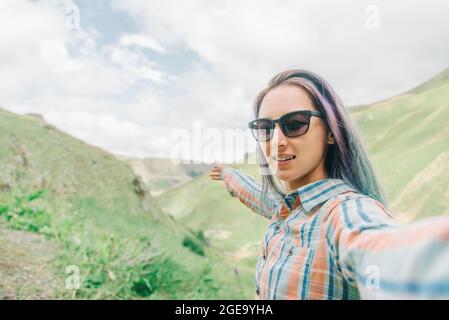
[220,167,449,299]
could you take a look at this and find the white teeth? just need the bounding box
[274,155,295,161]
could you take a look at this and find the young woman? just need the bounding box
[209,69,449,300]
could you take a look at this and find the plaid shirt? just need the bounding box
[220,167,449,299]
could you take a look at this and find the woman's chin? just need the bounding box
[274,170,293,181]
[269,161,298,180]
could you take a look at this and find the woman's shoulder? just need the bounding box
[324,190,395,224]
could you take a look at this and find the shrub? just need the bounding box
[0,189,51,235]
[182,235,205,256]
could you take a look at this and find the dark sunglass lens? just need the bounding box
[250,119,273,141]
[282,112,309,137]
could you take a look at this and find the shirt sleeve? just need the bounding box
[220,166,279,220]
[326,194,449,299]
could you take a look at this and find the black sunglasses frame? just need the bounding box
[248,110,325,142]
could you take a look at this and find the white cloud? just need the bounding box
[113,0,449,106]
[119,33,166,54]
[106,45,166,83]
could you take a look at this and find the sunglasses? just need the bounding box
[248,110,324,142]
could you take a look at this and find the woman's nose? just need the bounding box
[271,124,287,148]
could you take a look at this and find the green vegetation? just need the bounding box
[0,188,224,299]
[182,229,208,256]
[350,67,449,221]
[0,108,246,299]
[0,190,51,234]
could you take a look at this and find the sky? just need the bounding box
[0,0,448,163]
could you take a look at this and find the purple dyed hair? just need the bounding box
[253,69,389,209]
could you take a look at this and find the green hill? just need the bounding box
[350,66,449,222]
[0,108,247,299]
[0,109,168,223]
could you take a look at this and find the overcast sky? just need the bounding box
[1,0,448,163]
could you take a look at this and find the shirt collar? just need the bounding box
[277,178,356,218]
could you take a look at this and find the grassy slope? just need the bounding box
[0,108,245,299]
[350,67,449,222]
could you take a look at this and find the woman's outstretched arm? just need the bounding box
[326,194,449,299]
[209,164,279,220]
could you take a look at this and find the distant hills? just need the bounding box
[116,156,212,196]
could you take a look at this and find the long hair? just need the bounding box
[253,69,390,209]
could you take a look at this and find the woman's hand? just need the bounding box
[209,163,225,181]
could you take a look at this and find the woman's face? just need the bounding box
[258,84,334,192]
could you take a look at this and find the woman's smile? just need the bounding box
[271,154,296,168]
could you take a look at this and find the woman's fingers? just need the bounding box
[209,163,225,180]
[209,170,221,180]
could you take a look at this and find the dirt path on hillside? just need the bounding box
[0,224,64,299]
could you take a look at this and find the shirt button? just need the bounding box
[288,247,295,256]
[274,224,281,232]
[256,287,260,295]
[263,254,266,260]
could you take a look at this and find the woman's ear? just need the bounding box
[327,131,335,145]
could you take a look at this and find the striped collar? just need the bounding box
[278,178,356,219]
